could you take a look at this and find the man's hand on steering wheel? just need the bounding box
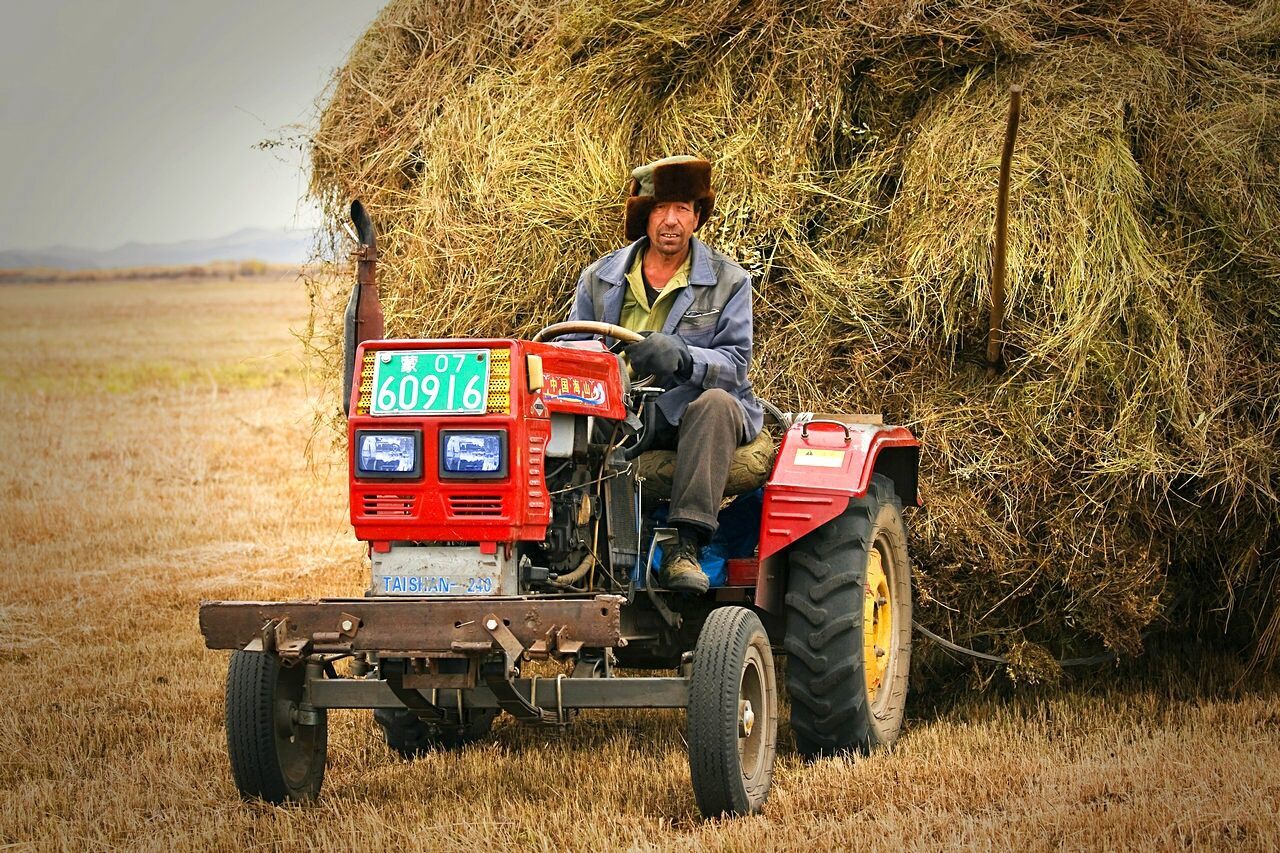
[624,331,692,382]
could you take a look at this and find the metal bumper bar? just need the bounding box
[198,595,624,655]
[308,676,689,710]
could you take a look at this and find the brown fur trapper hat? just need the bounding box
[624,155,716,242]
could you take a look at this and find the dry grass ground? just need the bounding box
[0,276,1277,851]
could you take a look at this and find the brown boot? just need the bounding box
[660,540,709,594]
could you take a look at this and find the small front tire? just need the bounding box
[687,606,778,817]
[225,651,327,803]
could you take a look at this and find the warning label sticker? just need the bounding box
[794,448,845,468]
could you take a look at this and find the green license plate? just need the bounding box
[370,349,490,415]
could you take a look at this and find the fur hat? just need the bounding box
[623,155,716,242]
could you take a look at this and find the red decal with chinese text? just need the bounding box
[544,374,607,407]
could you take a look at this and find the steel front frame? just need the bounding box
[199,595,624,655]
[199,593,695,715]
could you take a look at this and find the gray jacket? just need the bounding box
[568,236,763,441]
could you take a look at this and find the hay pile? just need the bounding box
[307,0,1280,665]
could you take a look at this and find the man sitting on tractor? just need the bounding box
[568,155,763,593]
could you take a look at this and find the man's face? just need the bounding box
[646,200,699,258]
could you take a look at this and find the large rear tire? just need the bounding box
[687,606,778,817]
[784,473,912,758]
[225,651,327,803]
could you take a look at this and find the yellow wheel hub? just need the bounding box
[863,546,892,701]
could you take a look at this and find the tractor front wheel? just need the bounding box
[225,651,327,803]
[784,473,912,757]
[687,606,778,817]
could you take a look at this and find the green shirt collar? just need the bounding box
[625,249,691,310]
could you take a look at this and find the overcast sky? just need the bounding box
[0,1,384,251]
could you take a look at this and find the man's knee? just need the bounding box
[686,388,737,418]
[681,389,741,438]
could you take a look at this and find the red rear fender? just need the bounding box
[758,419,920,560]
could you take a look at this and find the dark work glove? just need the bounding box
[624,331,692,381]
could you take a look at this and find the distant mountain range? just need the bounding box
[0,227,314,270]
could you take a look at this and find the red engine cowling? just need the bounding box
[346,338,628,549]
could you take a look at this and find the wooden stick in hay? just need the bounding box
[988,84,1022,375]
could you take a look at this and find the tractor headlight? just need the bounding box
[355,429,422,479]
[440,429,507,479]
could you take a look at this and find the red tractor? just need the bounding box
[200,203,920,817]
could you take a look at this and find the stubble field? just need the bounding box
[1,276,1278,851]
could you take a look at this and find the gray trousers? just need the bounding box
[649,388,745,537]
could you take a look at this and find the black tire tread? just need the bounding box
[687,606,775,817]
[784,474,908,758]
[225,651,326,803]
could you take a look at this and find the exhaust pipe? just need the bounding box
[342,200,385,415]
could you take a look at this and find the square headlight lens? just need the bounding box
[356,431,420,478]
[441,430,506,477]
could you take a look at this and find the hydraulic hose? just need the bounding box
[551,551,595,589]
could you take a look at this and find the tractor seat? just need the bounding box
[633,427,778,500]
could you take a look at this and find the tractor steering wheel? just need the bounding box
[530,320,660,457]
[531,320,652,381]
[531,320,643,345]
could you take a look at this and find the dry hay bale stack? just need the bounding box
[308,0,1280,667]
